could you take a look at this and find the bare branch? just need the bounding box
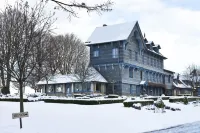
[48,0,113,19]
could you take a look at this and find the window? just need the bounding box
[140,71,143,80]
[151,58,153,66]
[155,59,157,67]
[142,55,144,64]
[145,72,148,80]
[135,51,138,61]
[128,49,132,59]
[163,75,165,84]
[55,84,63,92]
[47,85,54,93]
[168,75,171,83]
[123,42,127,50]
[147,57,149,65]
[74,83,82,92]
[93,50,99,57]
[129,68,133,78]
[112,48,119,58]
[161,60,163,68]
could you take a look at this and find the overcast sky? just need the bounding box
[1,0,200,74]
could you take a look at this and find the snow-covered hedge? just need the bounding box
[169,97,200,103]
[144,96,170,101]
[123,99,154,107]
[43,98,126,105]
[0,97,28,102]
[105,94,119,98]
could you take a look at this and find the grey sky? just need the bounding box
[1,0,200,74]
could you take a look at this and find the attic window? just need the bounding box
[93,50,99,57]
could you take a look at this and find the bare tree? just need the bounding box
[48,0,113,19]
[0,8,18,94]
[0,1,54,128]
[52,33,88,74]
[74,53,97,94]
[183,64,200,95]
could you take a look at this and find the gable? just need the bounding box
[126,22,146,53]
[86,21,137,45]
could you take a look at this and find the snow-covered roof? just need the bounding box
[147,49,167,59]
[37,67,107,85]
[146,41,153,45]
[173,79,192,89]
[86,21,137,45]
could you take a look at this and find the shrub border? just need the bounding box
[44,98,126,105]
[0,98,29,102]
[123,100,154,107]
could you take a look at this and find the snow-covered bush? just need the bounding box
[44,98,125,105]
[183,97,189,105]
[161,94,165,97]
[123,99,154,107]
[0,97,28,102]
[132,103,141,110]
[107,94,119,98]
[165,106,170,110]
[154,97,165,108]
[76,96,90,99]
[73,94,85,98]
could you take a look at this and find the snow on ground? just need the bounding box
[148,121,200,133]
[0,101,200,133]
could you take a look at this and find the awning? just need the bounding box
[148,82,166,89]
[140,81,148,86]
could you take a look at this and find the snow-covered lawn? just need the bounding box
[0,101,200,133]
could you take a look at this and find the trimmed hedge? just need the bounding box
[169,97,200,103]
[145,96,170,101]
[44,98,125,105]
[0,98,28,102]
[123,100,154,107]
[107,95,119,98]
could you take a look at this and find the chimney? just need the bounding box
[103,24,107,27]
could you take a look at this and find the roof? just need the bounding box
[37,67,107,85]
[164,69,175,74]
[86,21,137,45]
[146,41,155,46]
[173,80,192,89]
[147,49,167,59]
[173,74,192,89]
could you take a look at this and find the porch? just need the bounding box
[138,81,166,96]
[38,82,106,96]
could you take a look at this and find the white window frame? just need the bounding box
[112,48,119,58]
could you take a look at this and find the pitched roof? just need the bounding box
[86,21,137,45]
[37,67,107,85]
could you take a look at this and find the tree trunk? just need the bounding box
[112,83,114,94]
[0,61,5,87]
[19,80,24,129]
[46,77,49,94]
[6,70,11,93]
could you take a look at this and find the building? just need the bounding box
[86,21,174,96]
[37,67,107,96]
[198,87,200,96]
[172,74,193,96]
[172,73,200,96]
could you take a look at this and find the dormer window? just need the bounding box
[93,50,99,57]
